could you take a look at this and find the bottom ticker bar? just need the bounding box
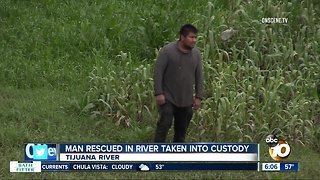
[39,162,258,171]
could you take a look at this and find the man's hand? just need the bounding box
[156,94,166,106]
[193,97,201,110]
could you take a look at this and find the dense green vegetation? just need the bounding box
[0,0,319,179]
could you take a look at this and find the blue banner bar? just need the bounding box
[59,143,258,153]
[41,162,258,171]
[280,162,299,171]
[150,163,258,171]
[41,162,70,171]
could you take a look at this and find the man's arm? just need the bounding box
[154,48,168,105]
[194,51,204,109]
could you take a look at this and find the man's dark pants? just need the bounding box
[154,101,193,143]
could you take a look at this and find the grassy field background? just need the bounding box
[1,0,319,179]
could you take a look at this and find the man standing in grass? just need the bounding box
[153,24,204,142]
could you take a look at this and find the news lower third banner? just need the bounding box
[10,161,259,172]
[59,143,259,162]
[10,161,299,172]
[16,143,261,172]
[11,143,301,172]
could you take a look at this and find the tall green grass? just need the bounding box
[70,0,320,150]
[0,0,210,88]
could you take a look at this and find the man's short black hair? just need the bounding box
[179,24,198,37]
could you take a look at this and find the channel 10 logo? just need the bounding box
[265,135,291,161]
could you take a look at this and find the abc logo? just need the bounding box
[265,135,291,161]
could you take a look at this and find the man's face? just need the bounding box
[181,32,197,49]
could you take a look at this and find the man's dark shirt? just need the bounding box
[154,41,204,107]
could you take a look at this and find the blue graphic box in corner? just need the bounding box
[25,143,57,161]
